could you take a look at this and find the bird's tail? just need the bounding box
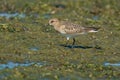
[84,27,100,33]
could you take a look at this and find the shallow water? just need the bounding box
[0,61,46,70]
[104,62,120,67]
[92,16,99,20]
[0,13,25,19]
[29,47,40,51]
[0,0,120,79]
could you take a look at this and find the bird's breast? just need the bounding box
[54,25,66,34]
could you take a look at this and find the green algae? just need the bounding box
[0,0,120,80]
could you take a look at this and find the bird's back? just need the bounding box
[60,21,85,34]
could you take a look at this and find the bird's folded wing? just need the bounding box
[61,22,85,34]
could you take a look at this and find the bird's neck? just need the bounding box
[53,23,61,31]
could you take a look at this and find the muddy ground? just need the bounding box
[0,0,120,79]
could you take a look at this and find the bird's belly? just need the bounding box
[59,30,66,34]
[61,33,79,38]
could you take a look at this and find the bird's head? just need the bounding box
[49,18,60,26]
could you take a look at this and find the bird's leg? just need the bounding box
[72,38,76,46]
[65,37,70,46]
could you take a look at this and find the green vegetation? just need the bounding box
[0,0,120,79]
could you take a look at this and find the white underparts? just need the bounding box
[89,30,98,32]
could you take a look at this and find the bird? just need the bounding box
[49,18,99,46]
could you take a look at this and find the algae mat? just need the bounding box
[0,0,120,79]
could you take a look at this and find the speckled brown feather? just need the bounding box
[60,21,85,34]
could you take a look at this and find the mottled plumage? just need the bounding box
[49,18,99,45]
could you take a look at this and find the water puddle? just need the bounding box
[0,12,53,19]
[43,13,51,19]
[29,47,40,51]
[0,61,46,70]
[104,62,120,67]
[0,13,26,19]
[92,15,99,20]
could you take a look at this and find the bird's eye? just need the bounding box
[51,21,54,23]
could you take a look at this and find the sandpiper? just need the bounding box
[49,18,99,45]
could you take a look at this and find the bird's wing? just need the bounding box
[61,21,85,34]
[83,27,100,32]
